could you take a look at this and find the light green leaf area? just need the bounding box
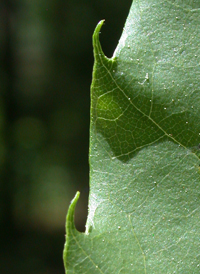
[64,1,200,273]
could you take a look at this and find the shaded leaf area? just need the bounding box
[64,1,200,273]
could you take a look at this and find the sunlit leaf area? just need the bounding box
[1,0,132,273]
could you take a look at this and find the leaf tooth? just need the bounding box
[63,191,80,270]
[66,191,80,232]
[92,20,107,61]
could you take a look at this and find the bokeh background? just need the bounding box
[0,0,132,273]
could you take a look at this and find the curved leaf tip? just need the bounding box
[93,20,106,60]
[63,191,80,272]
[66,191,80,232]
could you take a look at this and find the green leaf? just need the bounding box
[64,1,200,273]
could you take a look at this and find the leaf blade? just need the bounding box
[64,1,200,273]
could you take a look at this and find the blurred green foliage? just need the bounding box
[0,0,131,273]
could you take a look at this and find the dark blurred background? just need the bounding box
[0,0,132,273]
